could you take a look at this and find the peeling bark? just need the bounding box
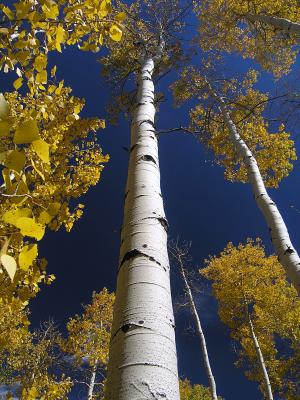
[105,55,180,399]
[248,317,274,400]
[209,86,300,294]
[247,13,300,39]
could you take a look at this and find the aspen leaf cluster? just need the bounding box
[0,0,125,91]
[62,288,115,368]
[193,0,299,77]
[201,240,300,398]
[0,85,108,302]
[180,379,223,399]
[172,68,296,188]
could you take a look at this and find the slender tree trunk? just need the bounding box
[248,316,274,400]
[247,13,300,39]
[207,85,300,295]
[87,361,98,400]
[179,265,218,400]
[105,53,180,399]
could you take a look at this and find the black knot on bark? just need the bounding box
[284,247,295,255]
[140,154,156,164]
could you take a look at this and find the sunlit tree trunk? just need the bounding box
[87,360,97,400]
[247,14,300,38]
[179,264,218,400]
[105,51,180,399]
[248,316,274,400]
[208,85,300,295]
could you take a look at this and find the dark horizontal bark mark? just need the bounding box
[120,249,162,269]
[139,119,155,128]
[140,154,157,164]
[142,216,169,233]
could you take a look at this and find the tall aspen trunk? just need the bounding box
[179,265,218,400]
[247,13,300,38]
[207,85,300,295]
[105,54,180,399]
[248,316,274,400]
[87,361,97,400]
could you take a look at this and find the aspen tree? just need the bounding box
[62,288,114,400]
[201,240,300,399]
[0,321,72,399]
[193,0,300,77]
[100,1,191,398]
[172,67,300,294]
[169,241,218,400]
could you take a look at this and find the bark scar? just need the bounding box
[140,154,157,164]
[119,249,162,269]
[142,216,169,233]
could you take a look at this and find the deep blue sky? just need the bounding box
[1,20,300,400]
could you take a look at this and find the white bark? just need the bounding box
[105,55,180,399]
[208,86,300,295]
[179,265,218,400]
[247,13,300,39]
[248,317,274,400]
[87,361,97,400]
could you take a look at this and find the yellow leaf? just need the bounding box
[48,202,61,216]
[109,25,122,42]
[18,244,38,271]
[0,120,11,137]
[0,28,9,35]
[0,254,17,281]
[0,93,9,120]
[31,158,45,180]
[14,119,40,144]
[31,139,50,163]
[42,3,59,19]
[56,25,65,53]
[115,12,126,22]
[2,169,12,192]
[15,217,45,241]
[2,6,14,21]
[4,150,26,173]
[38,210,52,224]
[13,77,23,90]
[2,208,32,225]
[36,70,47,84]
[98,0,112,17]
[33,54,47,73]
[51,65,57,77]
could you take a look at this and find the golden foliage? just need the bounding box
[201,239,300,398]
[62,288,115,367]
[0,85,108,302]
[180,378,223,399]
[172,68,296,188]
[0,0,125,91]
[194,0,299,77]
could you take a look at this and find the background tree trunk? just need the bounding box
[87,360,97,400]
[208,85,300,295]
[179,264,218,400]
[247,14,300,39]
[105,56,180,399]
[248,316,274,400]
